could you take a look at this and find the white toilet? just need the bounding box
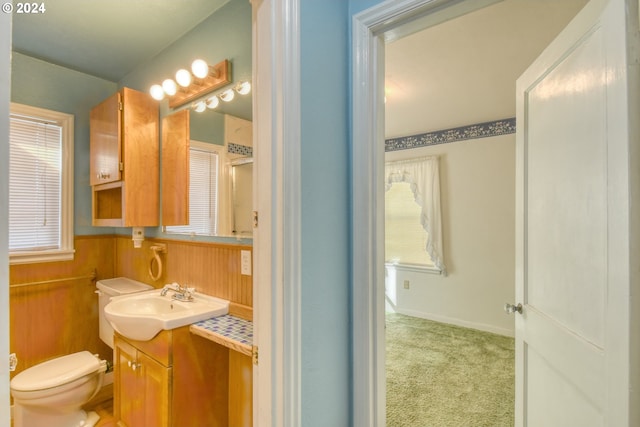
[10,277,152,427]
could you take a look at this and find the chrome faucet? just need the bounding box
[160,283,195,301]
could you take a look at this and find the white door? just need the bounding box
[515,0,637,425]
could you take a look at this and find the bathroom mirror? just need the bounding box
[162,108,253,238]
[230,157,253,237]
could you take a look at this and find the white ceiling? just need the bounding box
[11,0,230,82]
[384,0,588,139]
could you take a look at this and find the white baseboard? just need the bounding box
[394,307,514,337]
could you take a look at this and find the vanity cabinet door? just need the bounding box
[137,350,171,427]
[114,337,142,427]
[90,91,122,186]
[114,336,171,427]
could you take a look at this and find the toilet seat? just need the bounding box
[11,351,103,392]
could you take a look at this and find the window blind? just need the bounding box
[9,115,62,251]
[166,146,219,235]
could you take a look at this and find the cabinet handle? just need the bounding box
[97,172,111,180]
[127,360,141,371]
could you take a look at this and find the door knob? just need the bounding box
[504,302,522,314]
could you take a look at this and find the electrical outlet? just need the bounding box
[403,280,410,289]
[241,250,252,276]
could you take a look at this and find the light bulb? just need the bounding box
[175,69,192,87]
[191,59,209,79]
[193,101,206,113]
[220,89,235,102]
[162,79,177,96]
[206,96,220,109]
[150,84,165,101]
[235,81,251,95]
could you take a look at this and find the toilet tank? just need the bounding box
[96,277,153,348]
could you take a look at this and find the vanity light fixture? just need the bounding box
[150,84,165,101]
[162,79,177,96]
[219,88,235,102]
[175,69,192,87]
[235,81,251,95]
[193,101,207,113]
[190,80,252,113]
[206,96,220,109]
[191,59,210,79]
[149,59,231,108]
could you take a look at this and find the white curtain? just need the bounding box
[385,156,446,275]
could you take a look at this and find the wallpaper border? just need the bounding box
[385,117,516,152]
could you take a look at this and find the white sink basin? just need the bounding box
[104,289,229,341]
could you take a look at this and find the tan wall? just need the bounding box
[385,134,516,335]
[10,235,116,377]
[114,236,253,319]
[9,235,253,379]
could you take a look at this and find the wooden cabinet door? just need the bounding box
[138,350,171,427]
[115,338,142,427]
[161,110,189,226]
[90,91,122,186]
[120,87,160,227]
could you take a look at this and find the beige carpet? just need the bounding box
[386,313,515,427]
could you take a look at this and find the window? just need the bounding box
[385,182,434,267]
[165,141,219,236]
[9,103,74,264]
[384,156,446,274]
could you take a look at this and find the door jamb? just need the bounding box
[351,1,503,425]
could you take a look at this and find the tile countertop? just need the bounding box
[190,315,253,357]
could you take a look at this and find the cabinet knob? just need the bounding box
[127,360,141,371]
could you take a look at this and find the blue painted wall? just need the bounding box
[300,1,351,426]
[10,52,117,235]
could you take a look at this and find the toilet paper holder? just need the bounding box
[9,353,17,372]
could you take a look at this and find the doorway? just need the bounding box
[353,0,588,425]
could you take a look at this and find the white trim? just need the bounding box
[9,249,75,265]
[384,262,441,275]
[8,103,74,265]
[1,9,11,426]
[252,0,301,426]
[352,1,503,425]
[395,308,514,337]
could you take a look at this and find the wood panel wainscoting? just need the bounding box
[10,234,253,425]
[114,235,253,320]
[9,235,116,378]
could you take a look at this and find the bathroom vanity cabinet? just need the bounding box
[114,326,229,427]
[90,87,159,227]
[114,335,170,427]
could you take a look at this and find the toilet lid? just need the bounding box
[10,351,103,392]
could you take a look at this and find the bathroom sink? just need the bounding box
[104,289,229,341]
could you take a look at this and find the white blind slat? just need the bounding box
[9,114,63,252]
[166,145,219,236]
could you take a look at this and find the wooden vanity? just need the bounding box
[113,324,252,427]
